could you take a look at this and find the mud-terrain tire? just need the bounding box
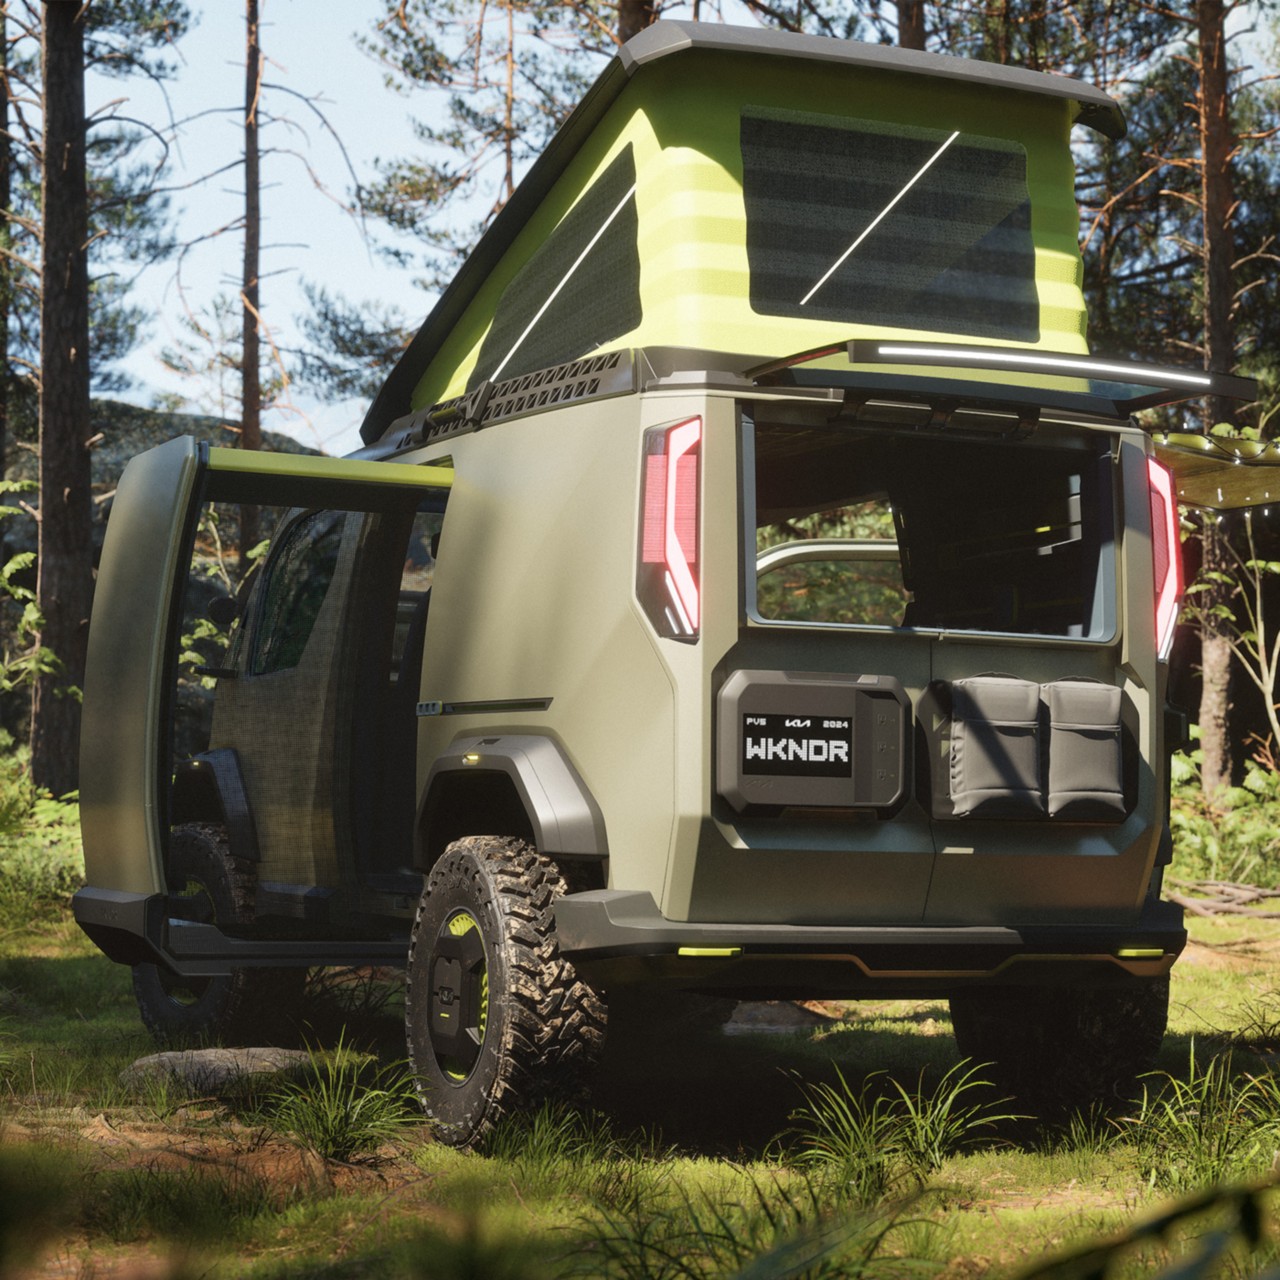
[405,835,605,1148]
[949,979,1169,1114]
[131,823,305,1048]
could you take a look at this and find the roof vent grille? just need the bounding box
[384,350,635,452]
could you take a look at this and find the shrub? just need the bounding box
[1169,747,1280,887]
[264,1036,420,1161]
[784,1061,1015,1204]
[0,743,82,928]
[1125,1046,1279,1195]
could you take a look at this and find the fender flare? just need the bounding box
[421,735,608,856]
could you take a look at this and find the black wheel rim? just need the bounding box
[427,909,489,1082]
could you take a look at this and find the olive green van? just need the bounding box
[75,22,1260,1146]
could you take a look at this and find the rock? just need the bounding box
[120,1047,312,1096]
[723,1000,839,1036]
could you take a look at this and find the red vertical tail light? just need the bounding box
[1147,456,1182,659]
[638,417,701,640]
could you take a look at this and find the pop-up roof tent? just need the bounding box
[359,21,1269,515]
[360,21,1129,445]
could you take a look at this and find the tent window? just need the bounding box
[470,146,642,388]
[741,111,1039,342]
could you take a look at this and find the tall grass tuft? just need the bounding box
[264,1034,420,1161]
[80,1162,280,1244]
[1125,1045,1279,1195]
[577,1173,920,1279]
[784,1060,1016,1203]
[482,1102,671,1208]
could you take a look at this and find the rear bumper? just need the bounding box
[75,881,1185,995]
[553,891,1185,998]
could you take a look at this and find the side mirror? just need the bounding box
[207,594,239,628]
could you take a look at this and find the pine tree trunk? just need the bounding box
[1,3,11,490]
[240,0,261,572]
[1195,0,1237,799]
[618,0,657,43]
[897,1,925,50]
[31,1,92,797]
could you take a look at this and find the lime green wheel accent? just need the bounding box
[406,836,606,1149]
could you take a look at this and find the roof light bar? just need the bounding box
[865,343,1213,389]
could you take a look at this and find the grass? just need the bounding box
[262,1034,421,1161]
[2,820,1280,1275]
[1125,1046,1280,1195]
[782,1060,1018,1204]
[3,926,1270,1277]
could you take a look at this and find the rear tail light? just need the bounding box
[1147,456,1182,659]
[637,417,701,641]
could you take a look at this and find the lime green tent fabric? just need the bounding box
[361,23,1124,440]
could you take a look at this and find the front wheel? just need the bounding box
[949,979,1169,1114]
[131,823,305,1047]
[405,836,605,1148]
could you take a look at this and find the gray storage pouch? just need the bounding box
[1045,680,1124,821]
[949,676,1045,817]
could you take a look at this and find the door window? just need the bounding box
[250,510,345,675]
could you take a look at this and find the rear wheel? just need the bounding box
[405,835,605,1148]
[131,823,304,1047]
[949,979,1168,1114]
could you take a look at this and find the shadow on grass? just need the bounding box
[591,1015,963,1159]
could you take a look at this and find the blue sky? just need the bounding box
[91,1,740,455]
[90,0,431,456]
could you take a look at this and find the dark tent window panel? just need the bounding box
[741,111,1040,342]
[470,146,642,389]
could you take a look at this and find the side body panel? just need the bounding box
[412,393,679,905]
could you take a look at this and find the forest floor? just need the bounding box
[2,902,1279,1279]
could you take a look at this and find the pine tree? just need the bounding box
[22,0,190,794]
[31,0,91,797]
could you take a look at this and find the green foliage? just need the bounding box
[578,1173,918,1280]
[1014,1181,1276,1280]
[80,1163,279,1245]
[264,1036,420,1161]
[0,484,61,696]
[1169,746,1280,886]
[783,1060,1015,1205]
[1124,1047,1280,1196]
[0,740,83,927]
[481,1102,670,1208]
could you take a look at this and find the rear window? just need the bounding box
[748,420,1113,640]
[741,110,1038,343]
